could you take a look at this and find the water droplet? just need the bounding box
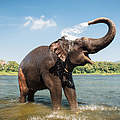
[61,22,88,40]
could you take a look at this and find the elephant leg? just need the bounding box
[42,72,62,110]
[63,86,78,111]
[27,90,36,102]
[49,86,62,110]
[18,68,29,103]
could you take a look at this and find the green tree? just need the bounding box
[5,61,19,72]
[72,61,120,74]
[0,64,3,71]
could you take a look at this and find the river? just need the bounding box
[0,75,120,120]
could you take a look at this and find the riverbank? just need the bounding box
[0,71,18,76]
[73,73,120,76]
[0,71,120,76]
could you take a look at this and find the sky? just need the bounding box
[0,0,120,63]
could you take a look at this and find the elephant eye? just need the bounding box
[74,42,79,46]
[54,48,58,52]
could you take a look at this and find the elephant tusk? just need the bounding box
[64,68,69,72]
[83,54,94,64]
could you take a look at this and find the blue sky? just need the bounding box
[0,0,120,63]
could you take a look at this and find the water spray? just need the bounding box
[61,22,88,40]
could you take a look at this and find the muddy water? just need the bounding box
[0,75,120,120]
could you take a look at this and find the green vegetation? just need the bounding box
[0,60,19,75]
[73,62,120,75]
[0,71,18,76]
[0,59,120,76]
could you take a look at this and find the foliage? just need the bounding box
[5,61,19,72]
[0,61,19,72]
[0,64,4,71]
[73,62,120,74]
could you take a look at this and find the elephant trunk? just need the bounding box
[86,17,116,54]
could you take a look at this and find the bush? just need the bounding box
[5,61,19,72]
[73,62,120,74]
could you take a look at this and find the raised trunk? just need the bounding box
[87,17,116,54]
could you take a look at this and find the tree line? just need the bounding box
[0,60,120,74]
[73,62,120,74]
[0,60,19,72]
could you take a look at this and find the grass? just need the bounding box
[0,71,18,76]
[73,72,120,75]
[0,71,120,76]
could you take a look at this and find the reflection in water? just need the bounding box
[0,75,120,120]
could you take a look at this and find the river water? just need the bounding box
[0,75,120,120]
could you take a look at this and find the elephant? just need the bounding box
[18,17,116,111]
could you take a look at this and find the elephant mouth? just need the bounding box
[83,52,94,64]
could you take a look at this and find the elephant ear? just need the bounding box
[49,37,69,61]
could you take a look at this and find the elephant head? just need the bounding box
[49,17,116,69]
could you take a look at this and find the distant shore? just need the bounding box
[72,73,120,76]
[0,71,18,76]
[0,71,120,76]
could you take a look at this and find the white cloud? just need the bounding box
[24,16,57,30]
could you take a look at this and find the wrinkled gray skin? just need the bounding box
[18,17,116,111]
